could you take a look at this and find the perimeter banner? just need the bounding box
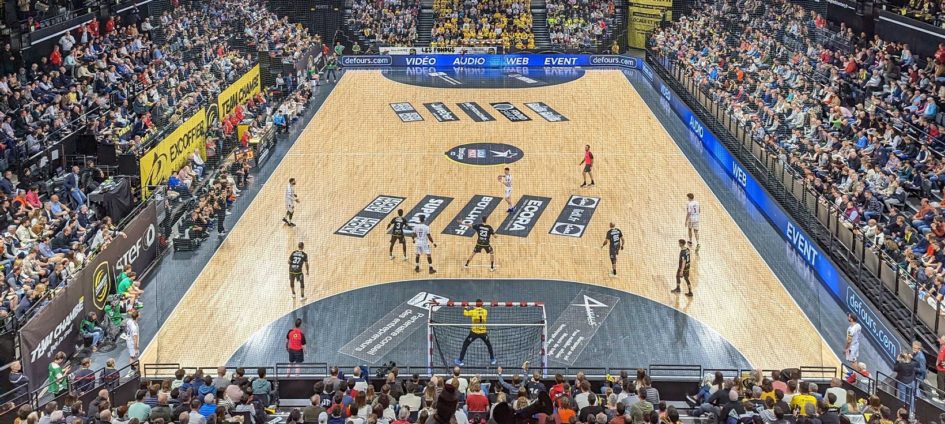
[628,0,672,49]
[18,202,159,390]
[218,64,262,119]
[139,109,208,197]
[339,54,637,68]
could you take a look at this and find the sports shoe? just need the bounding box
[670,287,681,294]
[429,268,437,274]
[581,182,587,187]
[490,357,497,365]
[414,266,420,273]
[390,255,395,260]
[695,244,701,253]
[291,293,296,298]
[403,256,409,262]
[301,294,306,299]
[610,270,617,277]
[454,359,464,366]
[685,395,698,407]
[282,218,290,225]
[590,182,595,186]
[685,291,694,297]
[507,207,514,213]
[289,222,297,227]
[464,264,469,269]
[490,267,495,272]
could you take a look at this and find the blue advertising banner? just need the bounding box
[637,61,904,360]
[339,54,637,69]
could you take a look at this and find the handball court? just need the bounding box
[139,69,840,371]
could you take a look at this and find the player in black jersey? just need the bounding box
[288,242,310,299]
[386,209,408,261]
[671,239,693,296]
[601,222,624,276]
[464,215,496,271]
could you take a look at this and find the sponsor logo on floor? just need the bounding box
[497,195,552,237]
[549,195,600,237]
[524,102,569,122]
[442,195,503,236]
[398,195,454,234]
[339,291,450,363]
[547,290,619,365]
[390,102,424,122]
[457,102,496,122]
[491,102,531,122]
[445,143,524,166]
[424,102,460,122]
[336,195,406,237]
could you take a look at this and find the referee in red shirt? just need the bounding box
[287,318,307,375]
[580,145,595,187]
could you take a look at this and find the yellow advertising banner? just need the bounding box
[217,64,262,120]
[139,108,208,197]
[628,0,672,49]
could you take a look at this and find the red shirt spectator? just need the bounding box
[87,19,99,37]
[843,57,857,74]
[466,390,489,413]
[104,17,115,33]
[49,47,62,67]
[936,43,945,65]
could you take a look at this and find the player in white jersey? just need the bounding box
[412,214,437,274]
[498,167,514,213]
[283,178,300,227]
[685,193,700,252]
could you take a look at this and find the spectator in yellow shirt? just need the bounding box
[789,381,818,416]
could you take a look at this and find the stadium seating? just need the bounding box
[0,0,323,331]
[546,0,616,50]
[650,0,945,314]
[1,362,918,424]
[430,0,535,49]
[347,0,421,47]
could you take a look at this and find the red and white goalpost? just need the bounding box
[426,300,547,374]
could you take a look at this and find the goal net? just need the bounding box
[427,300,547,373]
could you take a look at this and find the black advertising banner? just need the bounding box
[490,102,531,122]
[336,195,406,238]
[19,203,160,390]
[457,102,496,122]
[524,102,569,122]
[442,195,503,236]
[497,195,552,237]
[548,195,600,238]
[423,103,460,122]
[398,195,454,234]
[19,280,86,391]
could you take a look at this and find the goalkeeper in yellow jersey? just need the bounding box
[454,299,496,366]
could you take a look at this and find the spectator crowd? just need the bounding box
[430,0,535,49]
[347,0,420,46]
[649,0,945,313]
[0,364,920,424]
[546,0,615,50]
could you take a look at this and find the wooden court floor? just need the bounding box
[140,70,839,370]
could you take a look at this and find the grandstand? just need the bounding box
[1,0,945,424]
